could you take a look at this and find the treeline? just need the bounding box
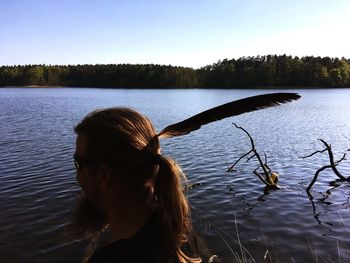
[1,55,349,88]
[0,64,198,88]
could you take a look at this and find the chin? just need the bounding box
[66,192,108,241]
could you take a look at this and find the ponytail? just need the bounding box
[154,155,201,263]
[75,107,201,261]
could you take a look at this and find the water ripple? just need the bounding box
[1,88,350,262]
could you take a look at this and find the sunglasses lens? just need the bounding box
[74,159,80,170]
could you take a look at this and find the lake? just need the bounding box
[1,87,350,263]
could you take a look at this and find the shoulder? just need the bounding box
[87,245,178,263]
[87,212,179,263]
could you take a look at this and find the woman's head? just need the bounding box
[72,108,160,239]
[75,107,160,189]
[73,107,200,263]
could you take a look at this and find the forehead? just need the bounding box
[75,134,88,156]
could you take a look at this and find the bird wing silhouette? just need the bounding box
[158,93,301,138]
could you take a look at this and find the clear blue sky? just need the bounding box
[1,0,349,68]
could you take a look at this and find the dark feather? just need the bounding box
[158,93,301,138]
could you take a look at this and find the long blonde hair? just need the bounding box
[75,107,201,263]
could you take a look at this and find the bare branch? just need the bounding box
[261,153,272,174]
[227,150,253,172]
[233,123,255,150]
[264,164,272,174]
[246,154,256,163]
[300,148,327,159]
[303,139,348,188]
[255,151,270,181]
[335,153,347,165]
[318,139,347,180]
[307,165,333,191]
[253,170,270,186]
[230,123,280,188]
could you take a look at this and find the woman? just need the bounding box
[73,107,201,263]
[72,93,300,262]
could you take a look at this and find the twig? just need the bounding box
[227,149,253,172]
[246,154,255,163]
[335,153,347,165]
[318,139,347,180]
[253,170,270,186]
[303,138,349,191]
[300,148,327,159]
[263,153,271,173]
[229,123,279,189]
[234,124,270,177]
[307,165,332,191]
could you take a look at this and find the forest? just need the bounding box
[0,55,349,88]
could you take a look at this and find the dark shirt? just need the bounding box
[87,212,179,263]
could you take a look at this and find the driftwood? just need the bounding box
[227,123,280,189]
[301,139,350,191]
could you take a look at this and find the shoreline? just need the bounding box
[2,85,67,88]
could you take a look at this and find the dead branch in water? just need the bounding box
[227,123,280,189]
[301,139,349,191]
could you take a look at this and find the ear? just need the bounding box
[96,164,112,191]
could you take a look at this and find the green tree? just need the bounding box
[24,65,44,85]
[339,59,350,87]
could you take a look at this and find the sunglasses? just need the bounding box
[74,154,96,171]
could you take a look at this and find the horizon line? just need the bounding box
[1,54,349,69]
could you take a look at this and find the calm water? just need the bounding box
[1,88,350,263]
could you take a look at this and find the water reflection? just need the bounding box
[307,178,350,234]
[226,184,269,217]
[307,188,335,232]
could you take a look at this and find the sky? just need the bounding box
[1,0,349,68]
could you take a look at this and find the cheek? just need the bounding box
[76,171,92,194]
[76,172,84,188]
[77,171,96,198]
